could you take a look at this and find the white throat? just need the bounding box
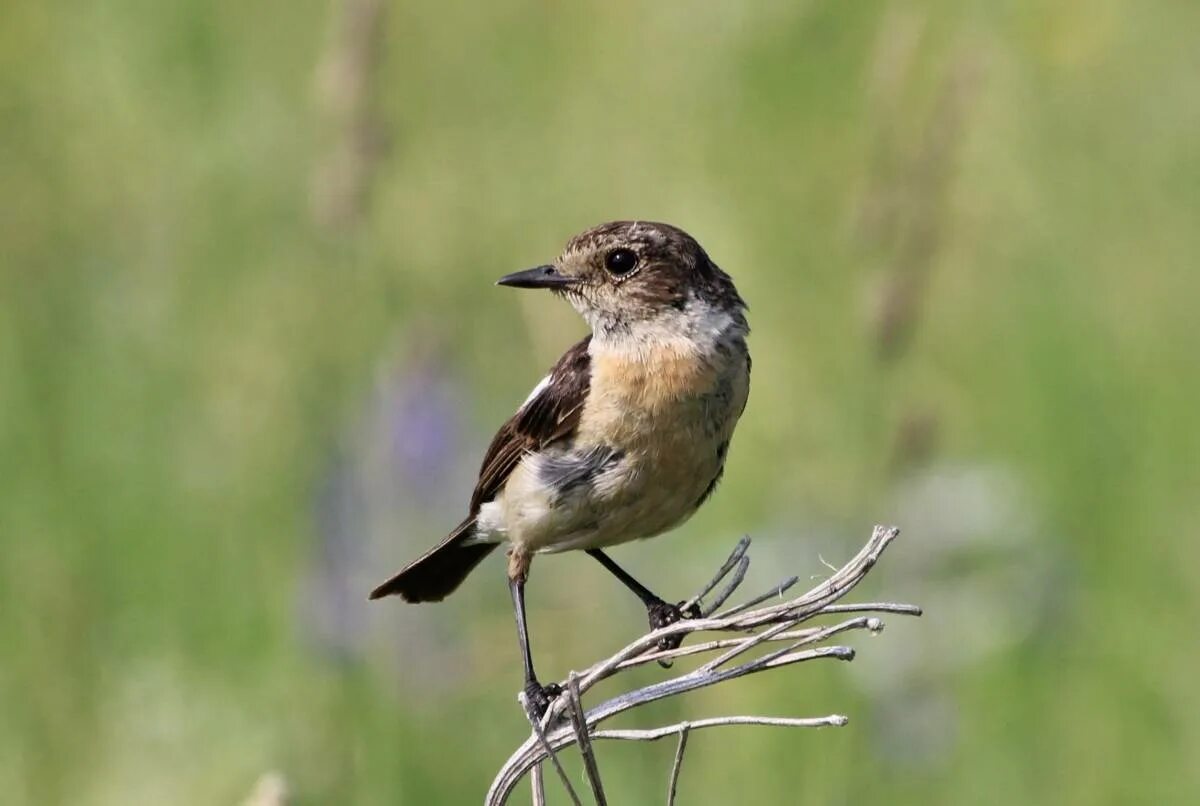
[587,296,743,362]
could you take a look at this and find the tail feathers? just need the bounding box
[368,519,496,603]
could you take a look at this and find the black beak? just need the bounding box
[496,264,577,290]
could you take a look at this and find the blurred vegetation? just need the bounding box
[2,0,1197,803]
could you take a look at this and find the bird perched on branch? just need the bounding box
[370,221,751,716]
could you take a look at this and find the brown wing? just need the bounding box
[469,335,592,514]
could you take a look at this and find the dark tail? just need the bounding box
[368,518,497,603]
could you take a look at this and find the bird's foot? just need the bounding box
[648,600,702,654]
[522,680,563,720]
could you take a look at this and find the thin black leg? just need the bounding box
[586,549,700,653]
[508,575,560,717]
[586,548,665,608]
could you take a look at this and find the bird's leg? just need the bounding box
[507,548,560,719]
[586,549,701,652]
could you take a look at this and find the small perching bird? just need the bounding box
[370,221,751,715]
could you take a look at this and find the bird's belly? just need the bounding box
[489,398,736,553]
[570,440,721,551]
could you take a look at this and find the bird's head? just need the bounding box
[498,221,746,344]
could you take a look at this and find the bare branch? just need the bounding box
[700,553,751,616]
[681,535,751,612]
[666,723,689,806]
[718,574,801,618]
[529,765,545,806]
[485,525,918,806]
[520,692,582,806]
[567,673,606,806]
[612,614,879,672]
[820,601,923,617]
[597,714,850,742]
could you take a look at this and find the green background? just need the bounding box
[3,1,1197,803]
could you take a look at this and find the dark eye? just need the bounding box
[604,248,638,276]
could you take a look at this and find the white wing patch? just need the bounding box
[520,374,551,410]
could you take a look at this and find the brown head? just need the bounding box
[498,221,747,342]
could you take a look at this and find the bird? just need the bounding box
[369,220,750,716]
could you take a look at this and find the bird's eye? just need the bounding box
[604,248,638,276]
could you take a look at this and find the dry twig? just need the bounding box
[485,525,920,805]
[665,723,689,806]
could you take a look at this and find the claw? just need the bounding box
[523,680,562,720]
[647,600,701,657]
